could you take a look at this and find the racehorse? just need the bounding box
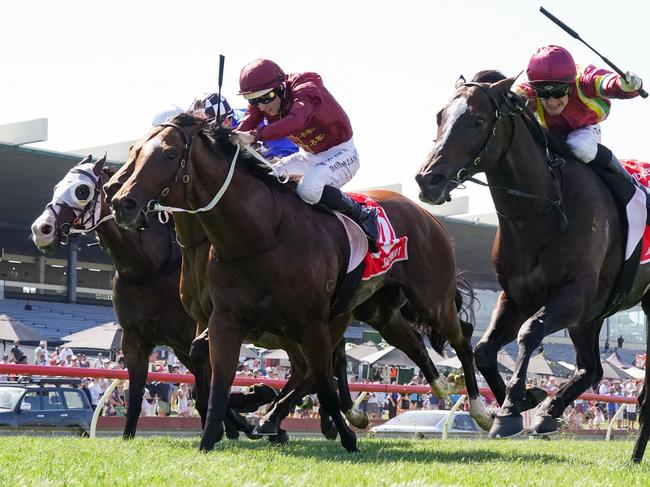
[416,74,650,462]
[30,155,272,440]
[105,112,493,452]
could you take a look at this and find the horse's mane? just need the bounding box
[169,112,297,193]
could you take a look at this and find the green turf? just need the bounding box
[1,436,649,486]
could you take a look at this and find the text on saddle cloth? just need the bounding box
[336,193,408,280]
[622,159,650,264]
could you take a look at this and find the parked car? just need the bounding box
[0,378,93,435]
[369,410,483,438]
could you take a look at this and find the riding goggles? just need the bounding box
[535,85,570,99]
[249,90,278,106]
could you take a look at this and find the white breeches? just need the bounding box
[273,138,360,204]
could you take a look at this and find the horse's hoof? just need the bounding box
[244,431,263,440]
[199,440,215,452]
[529,414,558,436]
[344,409,370,429]
[520,387,548,412]
[321,420,338,440]
[268,429,289,445]
[489,414,524,439]
[253,420,278,436]
[246,383,278,403]
[341,435,358,453]
[225,430,240,440]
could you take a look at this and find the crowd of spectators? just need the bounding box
[1,340,645,428]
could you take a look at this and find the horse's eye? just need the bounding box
[74,184,91,202]
[474,117,486,127]
[166,148,179,160]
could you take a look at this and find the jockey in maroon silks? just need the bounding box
[230,59,379,250]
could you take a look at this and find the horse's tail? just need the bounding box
[455,273,477,341]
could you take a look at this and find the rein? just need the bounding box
[453,82,569,233]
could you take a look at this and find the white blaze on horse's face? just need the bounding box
[436,96,468,150]
[31,162,98,248]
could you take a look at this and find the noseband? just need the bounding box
[448,82,568,233]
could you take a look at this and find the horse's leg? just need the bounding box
[632,294,650,462]
[120,330,153,440]
[254,342,309,436]
[299,323,358,453]
[530,320,603,436]
[437,301,494,431]
[199,312,248,452]
[474,292,546,411]
[490,284,589,438]
[188,328,210,428]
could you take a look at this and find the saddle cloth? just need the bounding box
[335,193,408,280]
[622,159,650,264]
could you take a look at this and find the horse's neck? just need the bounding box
[188,148,282,260]
[173,213,208,251]
[96,206,175,279]
[486,118,559,220]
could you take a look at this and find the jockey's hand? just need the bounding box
[229,130,256,148]
[620,71,643,92]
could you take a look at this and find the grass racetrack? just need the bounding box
[2,436,649,486]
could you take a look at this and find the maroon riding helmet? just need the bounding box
[238,59,286,100]
[527,45,577,88]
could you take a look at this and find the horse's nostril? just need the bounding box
[122,198,137,211]
[40,224,53,235]
[430,174,446,186]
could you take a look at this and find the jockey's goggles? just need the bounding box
[535,84,570,99]
[249,90,278,106]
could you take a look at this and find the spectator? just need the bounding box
[93,353,104,368]
[59,345,73,363]
[607,386,618,422]
[366,392,379,419]
[177,383,190,417]
[50,347,61,365]
[0,354,9,381]
[604,339,610,353]
[153,365,172,417]
[78,354,91,368]
[617,335,624,349]
[626,395,637,430]
[34,353,47,366]
[34,341,47,361]
[384,394,397,419]
[9,340,25,363]
[87,379,103,410]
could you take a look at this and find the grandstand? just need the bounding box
[0,298,116,342]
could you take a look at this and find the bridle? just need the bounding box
[447,82,568,233]
[144,122,241,215]
[49,166,114,244]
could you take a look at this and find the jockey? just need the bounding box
[515,45,644,192]
[229,59,379,250]
[190,92,298,159]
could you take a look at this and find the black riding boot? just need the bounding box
[319,185,379,252]
[590,144,650,209]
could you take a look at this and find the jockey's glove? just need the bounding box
[229,130,257,148]
[620,71,643,92]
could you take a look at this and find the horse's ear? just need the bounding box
[77,154,93,166]
[455,75,466,89]
[93,153,107,176]
[491,76,516,95]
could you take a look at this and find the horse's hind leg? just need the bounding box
[632,294,650,463]
[474,292,546,411]
[530,320,603,436]
[332,336,368,429]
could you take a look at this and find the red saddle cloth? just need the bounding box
[623,159,650,263]
[349,193,408,280]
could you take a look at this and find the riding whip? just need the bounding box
[215,54,226,122]
[539,6,647,99]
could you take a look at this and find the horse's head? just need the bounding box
[31,155,107,251]
[416,76,516,204]
[105,114,207,231]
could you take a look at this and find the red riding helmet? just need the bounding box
[238,59,286,99]
[527,45,577,86]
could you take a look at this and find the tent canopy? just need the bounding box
[361,346,446,367]
[61,322,122,351]
[0,313,45,342]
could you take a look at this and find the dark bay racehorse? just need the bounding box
[416,75,650,462]
[105,113,492,452]
[31,156,269,439]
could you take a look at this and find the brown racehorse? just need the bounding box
[105,113,492,452]
[416,75,650,462]
[31,156,272,440]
